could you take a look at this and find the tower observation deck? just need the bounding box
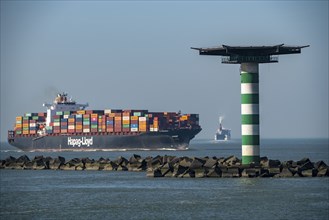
[192,44,309,164]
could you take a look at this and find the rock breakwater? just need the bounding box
[1,155,328,178]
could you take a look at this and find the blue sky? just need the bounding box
[1,1,328,141]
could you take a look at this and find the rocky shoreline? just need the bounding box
[1,155,328,178]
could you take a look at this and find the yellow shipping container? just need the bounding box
[91,114,98,118]
[23,124,29,128]
[131,116,138,120]
[16,116,23,120]
[16,124,22,128]
[123,120,130,125]
[180,115,188,121]
[23,130,29,135]
[115,116,122,121]
[68,118,75,122]
[108,113,116,117]
[77,110,86,115]
[76,125,83,129]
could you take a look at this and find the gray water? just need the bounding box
[1,139,329,219]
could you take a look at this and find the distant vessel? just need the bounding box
[214,116,231,141]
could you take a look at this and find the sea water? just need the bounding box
[1,139,328,219]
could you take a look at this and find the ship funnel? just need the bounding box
[219,116,223,131]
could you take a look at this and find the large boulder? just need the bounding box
[32,156,48,170]
[223,155,241,166]
[173,165,188,177]
[241,168,261,178]
[274,167,295,177]
[179,157,193,167]
[16,155,30,167]
[314,161,329,177]
[189,157,206,169]
[49,156,65,170]
[205,166,222,177]
[221,166,240,178]
[114,156,129,167]
[203,157,218,169]
[4,156,17,169]
[146,168,162,177]
[160,163,174,177]
[61,158,82,170]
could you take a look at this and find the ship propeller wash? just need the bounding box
[8,93,201,151]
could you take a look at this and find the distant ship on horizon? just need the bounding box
[214,116,231,141]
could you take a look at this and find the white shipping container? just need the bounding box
[53,122,60,126]
[104,109,112,114]
[83,129,90,133]
[154,128,159,132]
[131,128,138,132]
[29,123,36,127]
[150,128,154,132]
[63,115,69,119]
[122,116,130,121]
[139,117,146,121]
[68,125,75,129]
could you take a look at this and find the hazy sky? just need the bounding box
[1,1,328,142]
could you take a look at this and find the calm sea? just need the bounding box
[1,138,328,219]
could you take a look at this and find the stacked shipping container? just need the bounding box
[14,109,199,136]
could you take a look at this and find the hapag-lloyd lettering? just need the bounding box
[67,137,93,147]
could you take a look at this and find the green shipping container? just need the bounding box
[32,116,39,120]
[54,119,60,122]
[23,116,30,120]
[91,125,97,129]
[64,111,70,115]
[16,131,22,134]
[56,111,63,116]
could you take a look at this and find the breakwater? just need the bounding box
[1,155,328,178]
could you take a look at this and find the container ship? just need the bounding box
[8,93,201,151]
[214,116,231,141]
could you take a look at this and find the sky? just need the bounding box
[1,1,328,142]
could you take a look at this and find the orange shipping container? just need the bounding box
[131,116,138,120]
[76,110,85,115]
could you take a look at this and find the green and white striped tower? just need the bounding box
[192,44,309,164]
[241,63,260,164]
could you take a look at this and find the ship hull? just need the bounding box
[9,129,201,151]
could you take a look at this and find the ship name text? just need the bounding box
[67,137,93,147]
